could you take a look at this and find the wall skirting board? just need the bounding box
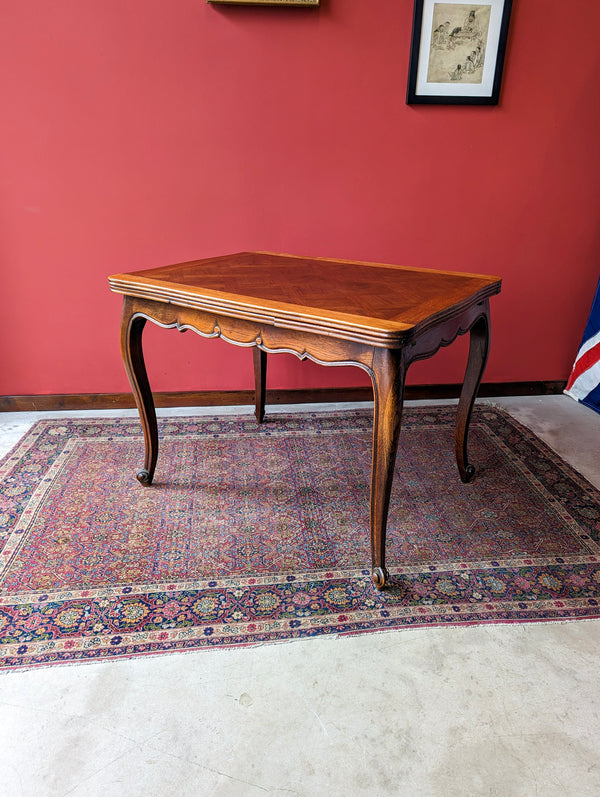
[0,382,567,412]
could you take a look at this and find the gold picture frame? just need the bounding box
[208,0,319,6]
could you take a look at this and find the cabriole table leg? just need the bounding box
[455,306,490,483]
[253,347,267,424]
[369,348,406,590]
[120,301,159,486]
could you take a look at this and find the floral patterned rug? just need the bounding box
[1,406,599,670]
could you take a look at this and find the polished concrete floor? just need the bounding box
[0,395,599,796]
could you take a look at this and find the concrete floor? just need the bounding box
[0,395,599,796]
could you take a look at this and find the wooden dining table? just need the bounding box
[108,251,502,590]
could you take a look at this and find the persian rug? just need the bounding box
[1,406,599,671]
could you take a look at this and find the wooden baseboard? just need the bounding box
[0,382,567,412]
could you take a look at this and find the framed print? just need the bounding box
[407,0,512,105]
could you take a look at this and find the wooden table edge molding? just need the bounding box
[107,273,409,347]
[108,251,502,590]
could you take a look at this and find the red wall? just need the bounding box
[1,0,599,396]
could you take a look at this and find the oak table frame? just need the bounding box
[108,252,502,590]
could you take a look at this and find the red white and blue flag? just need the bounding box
[565,277,600,415]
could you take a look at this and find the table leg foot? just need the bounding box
[371,566,389,591]
[136,469,153,486]
[461,464,476,484]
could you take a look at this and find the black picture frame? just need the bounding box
[407,0,512,105]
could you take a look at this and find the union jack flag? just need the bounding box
[565,276,600,415]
